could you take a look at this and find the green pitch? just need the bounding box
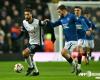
[0,61,100,80]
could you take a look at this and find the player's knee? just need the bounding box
[61,49,67,57]
[78,46,84,54]
[22,51,29,58]
[22,48,30,58]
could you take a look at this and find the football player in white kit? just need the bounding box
[22,7,46,76]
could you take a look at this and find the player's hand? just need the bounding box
[42,19,50,26]
[86,30,91,36]
[89,28,95,33]
[43,19,50,24]
[44,19,50,22]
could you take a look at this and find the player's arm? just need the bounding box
[39,19,62,28]
[44,19,62,28]
[92,22,96,30]
[90,22,97,33]
[80,18,91,36]
[39,20,48,26]
[17,26,29,39]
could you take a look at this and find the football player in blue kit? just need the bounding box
[84,10,96,61]
[74,6,91,73]
[45,5,85,75]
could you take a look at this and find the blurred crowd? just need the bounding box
[0,0,100,53]
[0,0,52,53]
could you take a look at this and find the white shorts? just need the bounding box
[77,39,87,48]
[64,41,77,53]
[85,40,94,49]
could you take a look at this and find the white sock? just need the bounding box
[25,56,33,68]
[72,59,77,66]
[30,55,39,72]
[33,61,39,73]
[77,64,81,70]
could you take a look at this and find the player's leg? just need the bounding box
[84,40,94,63]
[22,47,34,76]
[76,46,83,75]
[61,48,77,73]
[61,41,77,73]
[88,40,94,60]
[76,39,86,75]
[61,48,73,64]
[30,54,39,76]
[28,44,41,76]
[83,40,90,64]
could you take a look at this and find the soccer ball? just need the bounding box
[14,63,24,73]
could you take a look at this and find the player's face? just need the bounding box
[57,9,64,17]
[74,8,82,16]
[24,11,32,21]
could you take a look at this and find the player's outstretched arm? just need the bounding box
[42,19,61,28]
[39,19,49,26]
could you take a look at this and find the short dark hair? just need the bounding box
[74,6,82,10]
[84,10,90,14]
[24,7,32,13]
[57,5,67,10]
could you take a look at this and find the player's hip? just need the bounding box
[64,41,77,53]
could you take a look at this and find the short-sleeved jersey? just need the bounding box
[23,18,41,45]
[76,16,89,39]
[47,13,78,41]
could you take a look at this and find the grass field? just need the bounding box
[0,61,100,80]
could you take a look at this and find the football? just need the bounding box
[14,63,24,73]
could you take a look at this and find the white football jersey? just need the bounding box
[23,18,42,45]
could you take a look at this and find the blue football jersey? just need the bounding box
[47,13,78,41]
[76,16,89,39]
[86,20,96,40]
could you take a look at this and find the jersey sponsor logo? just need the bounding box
[76,24,82,29]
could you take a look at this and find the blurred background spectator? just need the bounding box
[44,33,55,52]
[0,27,5,53]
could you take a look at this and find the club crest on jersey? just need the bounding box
[67,18,70,21]
[27,26,36,34]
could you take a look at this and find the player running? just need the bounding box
[74,6,91,73]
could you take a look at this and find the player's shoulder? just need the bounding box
[80,16,89,21]
[80,16,87,21]
[69,13,75,16]
[80,15,85,19]
[68,13,76,19]
[33,18,39,24]
[23,20,27,24]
